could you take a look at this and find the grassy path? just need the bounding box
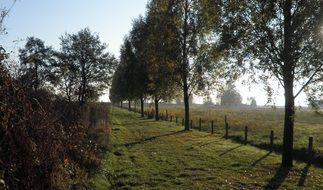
[92,108,323,190]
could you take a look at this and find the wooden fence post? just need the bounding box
[199,118,202,131]
[170,116,173,122]
[211,120,214,134]
[270,130,274,152]
[166,110,168,121]
[244,126,248,145]
[225,115,229,139]
[182,118,184,126]
[308,137,314,161]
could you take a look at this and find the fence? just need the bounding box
[118,105,320,165]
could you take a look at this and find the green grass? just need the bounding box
[148,106,323,160]
[92,108,323,189]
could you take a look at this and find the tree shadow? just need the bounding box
[264,166,290,190]
[297,163,311,187]
[219,145,243,157]
[251,152,271,167]
[115,120,155,126]
[122,130,186,148]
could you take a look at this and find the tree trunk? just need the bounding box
[281,0,294,168]
[120,101,123,108]
[140,96,144,118]
[182,0,190,131]
[128,100,131,112]
[282,77,294,167]
[154,96,159,121]
[182,0,190,130]
[183,81,190,130]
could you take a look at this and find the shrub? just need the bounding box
[0,67,110,189]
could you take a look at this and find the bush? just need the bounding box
[0,67,111,189]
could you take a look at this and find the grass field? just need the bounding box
[92,108,323,189]
[139,106,323,164]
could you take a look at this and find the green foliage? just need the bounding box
[130,16,151,99]
[58,28,117,104]
[145,0,181,101]
[19,37,55,90]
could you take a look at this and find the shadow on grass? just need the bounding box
[123,130,187,148]
[251,152,271,167]
[226,135,323,169]
[264,166,290,190]
[219,145,243,157]
[297,163,311,187]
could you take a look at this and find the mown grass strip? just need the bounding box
[92,108,323,190]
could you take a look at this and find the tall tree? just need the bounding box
[109,63,127,107]
[145,0,181,120]
[129,16,151,117]
[119,38,138,111]
[219,0,323,167]
[52,51,79,102]
[59,28,116,105]
[19,37,54,90]
[169,0,222,130]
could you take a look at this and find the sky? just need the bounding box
[1,0,147,56]
[0,0,308,106]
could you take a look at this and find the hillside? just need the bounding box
[92,108,323,190]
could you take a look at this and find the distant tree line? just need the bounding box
[110,0,323,168]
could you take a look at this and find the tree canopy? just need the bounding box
[220,84,242,107]
[218,0,323,167]
[58,28,117,104]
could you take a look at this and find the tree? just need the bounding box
[109,63,127,107]
[19,37,54,90]
[166,0,222,130]
[145,0,181,120]
[129,16,151,117]
[119,38,138,111]
[59,28,116,105]
[52,51,79,102]
[110,37,142,112]
[248,97,257,108]
[219,1,323,167]
[220,84,242,107]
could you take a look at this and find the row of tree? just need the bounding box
[110,0,323,168]
[110,0,223,123]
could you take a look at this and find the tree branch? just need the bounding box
[294,63,323,98]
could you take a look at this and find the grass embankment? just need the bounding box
[92,108,323,190]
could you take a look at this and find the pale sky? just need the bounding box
[1,0,308,106]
